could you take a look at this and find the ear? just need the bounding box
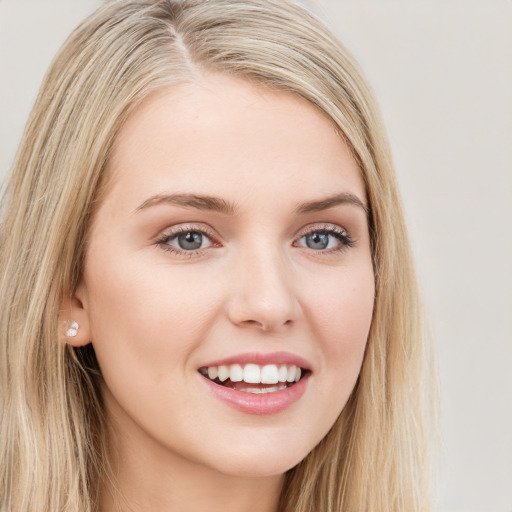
[58,283,92,347]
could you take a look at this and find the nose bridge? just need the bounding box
[228,240,301,331]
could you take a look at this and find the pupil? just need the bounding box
[307,232,328,250]
[178,232,202,250]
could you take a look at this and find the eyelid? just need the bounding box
[156,222,219,241]
[294,222,349,238]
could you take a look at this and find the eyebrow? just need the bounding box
[134,193,238,215]
[134,191,368,217]
[294,192,369,216]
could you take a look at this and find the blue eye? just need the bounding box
[157,228,215,253]
[304,232,331,250]
[174,231,206,250]
[296,227,353,252]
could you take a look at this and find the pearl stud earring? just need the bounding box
[65,320,79,337]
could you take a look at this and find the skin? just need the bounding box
[64,74,375,512]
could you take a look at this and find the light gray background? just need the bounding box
[1,1,511,511]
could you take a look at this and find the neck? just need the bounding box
[101,466,282,512]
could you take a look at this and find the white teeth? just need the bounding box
[261,364,279,384]
[201,362,305,385]
[238,384,288,394]
[218,365,229,382]
[243,364,261,384]
[278,365,288,383]
[229,364,243,382]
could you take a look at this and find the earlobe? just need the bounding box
[59,285,92,347]
[64,320,79,337]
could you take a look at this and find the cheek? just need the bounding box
[83,253,222,378]
[309,267,374,342]
[281,265,374,452]
[303,266,374,387]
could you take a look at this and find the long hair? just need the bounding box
[0,1,438,510]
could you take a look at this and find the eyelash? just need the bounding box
[155,223,355,257]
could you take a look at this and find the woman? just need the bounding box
[0,1,437,511]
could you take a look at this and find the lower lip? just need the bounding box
[200,373,310,415]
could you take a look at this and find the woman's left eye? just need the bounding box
[295,227,354,252]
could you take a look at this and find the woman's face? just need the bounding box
[75,74,374,478]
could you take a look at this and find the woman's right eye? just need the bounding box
[172,231,211,250]
[156,227,217,255]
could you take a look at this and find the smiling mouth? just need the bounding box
[199,363,308,394]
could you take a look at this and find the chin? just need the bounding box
[216,455,303,479]
[197,431,316,479]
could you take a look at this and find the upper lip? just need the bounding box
[199,351,312,371]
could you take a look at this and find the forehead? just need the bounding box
[104,73,366,212]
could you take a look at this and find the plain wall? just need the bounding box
[1,1,511,511]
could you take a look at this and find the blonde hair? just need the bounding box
[0,1,438,510]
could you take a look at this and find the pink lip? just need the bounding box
[199,372,310,415]
[200,351,312,370]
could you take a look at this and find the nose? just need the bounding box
[226,246,302,333]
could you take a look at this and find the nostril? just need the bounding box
[241,318,294,332]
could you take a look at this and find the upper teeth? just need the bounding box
[201,364,302,384]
